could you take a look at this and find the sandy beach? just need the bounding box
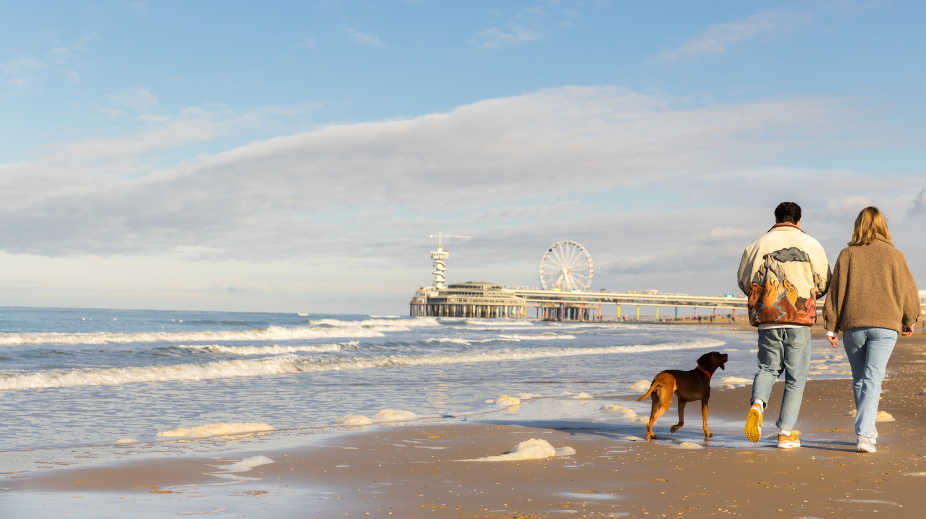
[4,323,926,518]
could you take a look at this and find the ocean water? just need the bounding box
[0,307,848,451]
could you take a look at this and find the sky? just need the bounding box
[1,0,925,314]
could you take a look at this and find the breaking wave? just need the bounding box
[181,342,356,356]
[310,317,440,329]
[0,326,387,346]
[0,339,723,391]
[422,335,575,346]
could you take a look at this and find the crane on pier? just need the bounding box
[429,233,470,289]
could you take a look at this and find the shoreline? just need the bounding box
[5,332,926,517]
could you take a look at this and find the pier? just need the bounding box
[410,283,754,321]
[410,236,926,321]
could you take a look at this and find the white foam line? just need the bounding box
[0,326,386,346]
[311,317,440,328]
[0,339,724,391]
[181,342,353,355]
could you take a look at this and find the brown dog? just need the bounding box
[636,351,728,440]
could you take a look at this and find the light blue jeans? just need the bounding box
[843,327,897,437]
[751,327,811,431]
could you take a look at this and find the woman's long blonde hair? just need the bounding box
[849,206,893,246]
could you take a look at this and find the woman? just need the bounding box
[823,207,920,453]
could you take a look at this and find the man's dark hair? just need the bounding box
[774,202,801,224]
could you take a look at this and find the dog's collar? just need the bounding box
[697,366,712,379]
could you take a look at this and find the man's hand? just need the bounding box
[827,335,838,348]
[902,326,914,337]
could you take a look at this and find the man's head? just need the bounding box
[774,202,801,225]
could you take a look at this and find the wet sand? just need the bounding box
[5,327,926,518]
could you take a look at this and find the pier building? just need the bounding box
[410,282,526,318]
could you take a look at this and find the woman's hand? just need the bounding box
[827,335,838,348]
[902,326,914,337]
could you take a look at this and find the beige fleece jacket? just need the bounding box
[822,236,920,333]
[737,223,831,327]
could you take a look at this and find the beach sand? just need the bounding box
[5,325,926,518]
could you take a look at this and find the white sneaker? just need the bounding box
[870,427,878,446]
[857,435,876,453]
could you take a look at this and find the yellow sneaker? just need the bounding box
[745,403,763,443]
[778,431,801,449]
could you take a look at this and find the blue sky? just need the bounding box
[1,0,925,313]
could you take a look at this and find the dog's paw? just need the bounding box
[704,432,713,438]
[670,425,682,433]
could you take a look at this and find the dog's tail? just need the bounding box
[636,380,658,401]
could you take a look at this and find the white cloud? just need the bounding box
[110,88,159,111]
[0,86,853,263]
[473,24,543,48]
[347,28,384,47]
[658,12,806,62]
[0,36,92,90]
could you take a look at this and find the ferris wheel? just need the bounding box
[540,241,593,291]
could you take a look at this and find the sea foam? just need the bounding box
[218,455,275,473]
[156,423,274,438]
[181,342,353,355]
[462,438,573,462]
[0,326,385,346]
[0,340,723,391]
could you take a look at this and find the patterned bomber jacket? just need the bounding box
[736,223,832,327]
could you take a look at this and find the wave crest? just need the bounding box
[0,339,723,391]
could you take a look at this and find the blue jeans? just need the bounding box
[843,327,897,437]
[751,327,811,431]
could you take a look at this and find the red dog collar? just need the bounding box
[697,366,712,379]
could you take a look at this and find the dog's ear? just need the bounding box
[696,353,710,368]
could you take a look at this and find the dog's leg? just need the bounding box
[701,402,712,438]
[646,388,672,440]
[670,397,686,434]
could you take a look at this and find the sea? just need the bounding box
[0,307,852,453]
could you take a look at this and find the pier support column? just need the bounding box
[655,306,659,321]
[636,305,640,320]
[675,307,678,320]
[617,304,621,319]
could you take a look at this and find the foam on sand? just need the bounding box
[114,438,138,445]
[495,395,521,406]
[676,442,704,449]
[373,409,417,422]
[844,410,895,421]
[601,404,646,424]
[462,438,575,462]
[517,392,541,400]
[572,392,594,399]
[629,380,652,391]
[335,415,372,426]
[0,339,724,391]
[182,342,350,355]
[156,423,274,438]
[218,455,274,473]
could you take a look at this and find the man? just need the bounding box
[737,202,831,448]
